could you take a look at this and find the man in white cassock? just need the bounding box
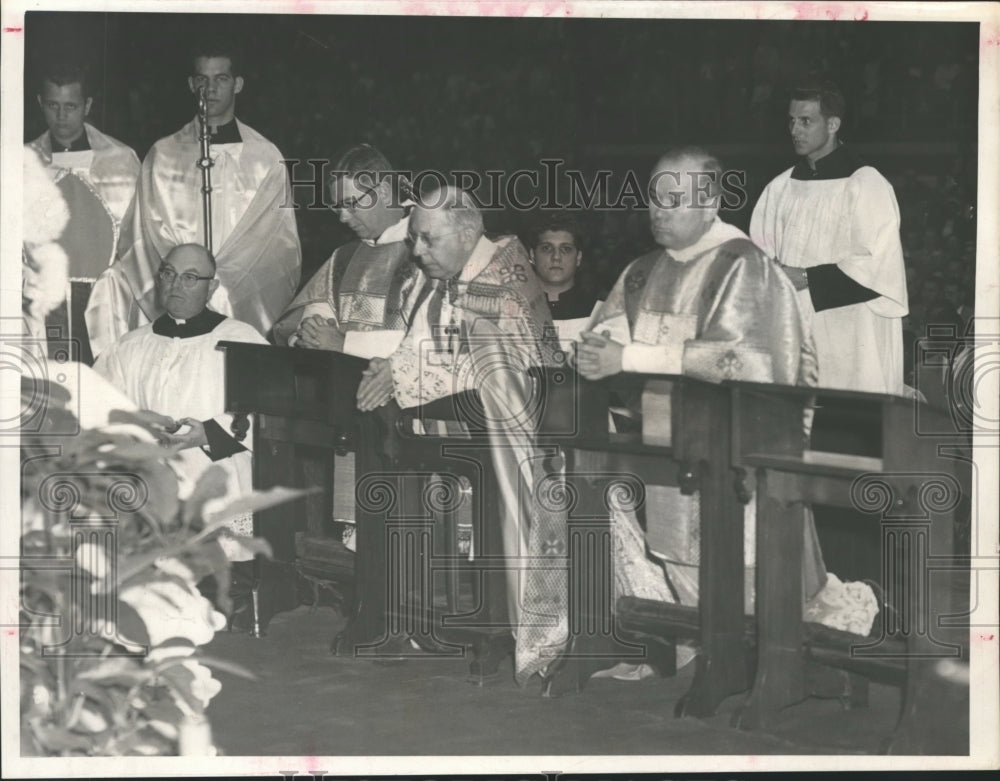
[750,82,908,394]
[94,244,267,588]
[25,61,140,365]
[87,42,301,357]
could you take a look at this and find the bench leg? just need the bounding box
[678,465,754,718]
[734,479,805,729]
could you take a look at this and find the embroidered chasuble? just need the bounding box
[25,125,141,365]
[93,311,269,560]
[272,210,421,349]
[590,218,826,611]
[86,118,301,356]
[750,145,908,394]
[272,215,420,537]
[390,235,568,684]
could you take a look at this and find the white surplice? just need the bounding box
[93,316,268,559]
[751,157,908,394]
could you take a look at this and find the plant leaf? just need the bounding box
[158,664,201,714]
[182,465,230,525]
[115,599,151,649]
[193,654,258,681]
[217,533,273,561]
[204,485,315,526]
[28,720,95,752]
[75,658,148,685]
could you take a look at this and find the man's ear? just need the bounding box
[575,250,583,268]
[83,97,93,118]
[375,177,393,206]
[208,278,221,297]
[528,248,536,265]
[828,115,842,135]
[460,227,478,251]
[188,76,197,95]
[234,76,244,95]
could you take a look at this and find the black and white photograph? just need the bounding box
[2,0,998,776]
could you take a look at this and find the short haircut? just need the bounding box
[190,39,243,77]
[529,210,585,250]
[419,186,484,236]
[165,243,217,274]
[38,61,90,98]
[654,145,725,200]
[790,81,847,122]
[327,142,413,202]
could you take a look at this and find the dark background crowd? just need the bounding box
[24,12,980,376]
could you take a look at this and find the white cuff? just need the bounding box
[622,343,682,375]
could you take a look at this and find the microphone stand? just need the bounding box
[199,86,262,637]
[196,86,214,253]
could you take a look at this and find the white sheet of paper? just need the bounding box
[587,311,632,346]
[554,316,591,352]
[52,149,94,171]
[342,329,405,360]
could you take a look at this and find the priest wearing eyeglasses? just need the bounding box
[93,243,268,580]
[356,187,569,687]
[272,143,421,356]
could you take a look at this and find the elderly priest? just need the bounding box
[356,187,567,686]
[94,243,268,624]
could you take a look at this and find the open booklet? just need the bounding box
[554,300,630,353]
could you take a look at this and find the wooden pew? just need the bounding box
[219,341,532,677]
[727,381,970,753]
[218,341,376,635]
[334,393,514,678]
[539,369,753,714]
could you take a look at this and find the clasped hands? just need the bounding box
[295,315,346,351]
[356,357,395,412]
[135,409,208,449]
[573,329,624,380]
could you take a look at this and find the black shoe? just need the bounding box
[227,596,254,633]
[468,633,515,685]
[540,634,624,698]
[226,561,255,633]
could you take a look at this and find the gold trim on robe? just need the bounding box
[272,238,420,345]
[27,123,140,228]
[590,218,826,610]
[26,125,141,364]
[389,235,568,684]
[86,118,301,356]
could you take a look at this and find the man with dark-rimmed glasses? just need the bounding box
[94,244,269,622]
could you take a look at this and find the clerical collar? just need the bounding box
[152,309,226,338]
[208,118,242,144]
[666,218,748,263]
[458,234,498,283]
[366,204,414,247]
[49,130,90,153]
[791,144,866,181]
